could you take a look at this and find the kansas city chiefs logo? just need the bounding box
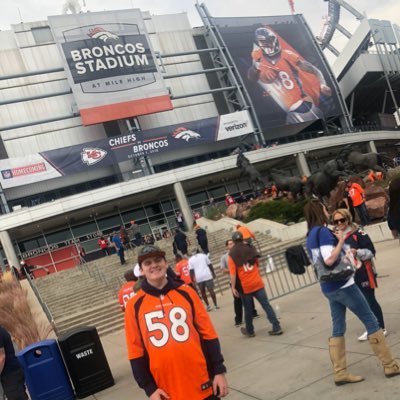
[88,27,119,42]
[171,127,201,142]
[81,148,107,166]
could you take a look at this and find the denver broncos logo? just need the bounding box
[171,127,201,142]
[88,27,119,42]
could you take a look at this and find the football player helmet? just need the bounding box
[255,27,281,57]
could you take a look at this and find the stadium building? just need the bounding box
[0,1,400,272]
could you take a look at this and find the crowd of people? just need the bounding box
[5,176,400,399]
[117,175,400,398]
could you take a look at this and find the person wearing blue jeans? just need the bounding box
[241,289,280,336]
[304,199,400,386]
[324,284,379,337]
[228,231,282,338]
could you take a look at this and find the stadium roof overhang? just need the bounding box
[3,131,400,241]
[350,72,400,116]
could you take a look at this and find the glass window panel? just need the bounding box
[188,192,207,206]
[98,215,122,230]
[102,226,121,236]
[32,27,53,44]
[45,229,72,245]
[161,200,172,212]
[19,237,45,252]
[148,215,166,224]
[131,208,146,220]
[171,199,178,209]
[226,183,239,194]
[72,222,97,238]
[140,223,151,235]
[79,238,100,252]
[121,209,146,223]
[238,181,251,191]
[210,186,225,198]
[145,204,162,216]
[167,216,178,230]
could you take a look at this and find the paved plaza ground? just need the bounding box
[3,238,398,399]
[90,239,400,400]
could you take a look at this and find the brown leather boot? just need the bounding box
[328,337,364,386]
[368,329,400,377]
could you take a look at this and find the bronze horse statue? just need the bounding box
[305,159,349,202]
[236,151,265,191]
[336,145,386,173]
[269,168,304,200]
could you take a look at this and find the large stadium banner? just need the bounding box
[0,111,253,189]
[48,10,173,125]
[214,15,342,133]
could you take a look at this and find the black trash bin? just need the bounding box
[58,326,114,399]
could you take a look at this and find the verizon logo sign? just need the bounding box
[217,111,254,141]
[224,122,248,132]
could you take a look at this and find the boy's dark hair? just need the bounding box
[124,269,138,282]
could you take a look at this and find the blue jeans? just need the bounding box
[323,283,379,337]
[241,288,280,335]
[355,202,370,226]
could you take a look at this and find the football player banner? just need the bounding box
[214,15,342,134]
[0,111,253,189]
[48,9,173,125]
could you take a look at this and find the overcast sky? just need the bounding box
[1,0,400,57]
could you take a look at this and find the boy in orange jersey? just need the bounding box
[228,231,282,338]
[124,245,228,400]
[118,269,138,312]
[174,254,193,286]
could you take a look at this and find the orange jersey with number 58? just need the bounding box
[125,284,218,399]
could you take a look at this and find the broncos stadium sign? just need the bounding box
[0,111,253,188]
[48,9,173,125]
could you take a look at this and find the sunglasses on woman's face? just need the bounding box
[333,218,347,225]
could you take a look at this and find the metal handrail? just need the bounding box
[25,273,58,335]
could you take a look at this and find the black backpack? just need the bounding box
[285,245,311,275]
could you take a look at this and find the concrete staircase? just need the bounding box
[34,228,305,337]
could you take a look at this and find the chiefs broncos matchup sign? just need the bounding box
[48,10,173,125]
[0,111,253,189]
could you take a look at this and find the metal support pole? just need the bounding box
[295,152,311,177]
[41,229,58,273]
[0,231,19,270]
[373,31,400,122]
[0,184,10,214]
[196,3,266,147]
[173,182,194,232]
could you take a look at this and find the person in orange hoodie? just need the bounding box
[236,224,256,245]
[346,179,370,227]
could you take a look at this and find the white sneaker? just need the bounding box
[358,331,368,341]
[383,329,388,337]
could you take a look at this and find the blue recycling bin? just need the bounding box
[17,339,75,400]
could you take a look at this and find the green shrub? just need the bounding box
[244,199,306,224]
[205,204,227,220]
